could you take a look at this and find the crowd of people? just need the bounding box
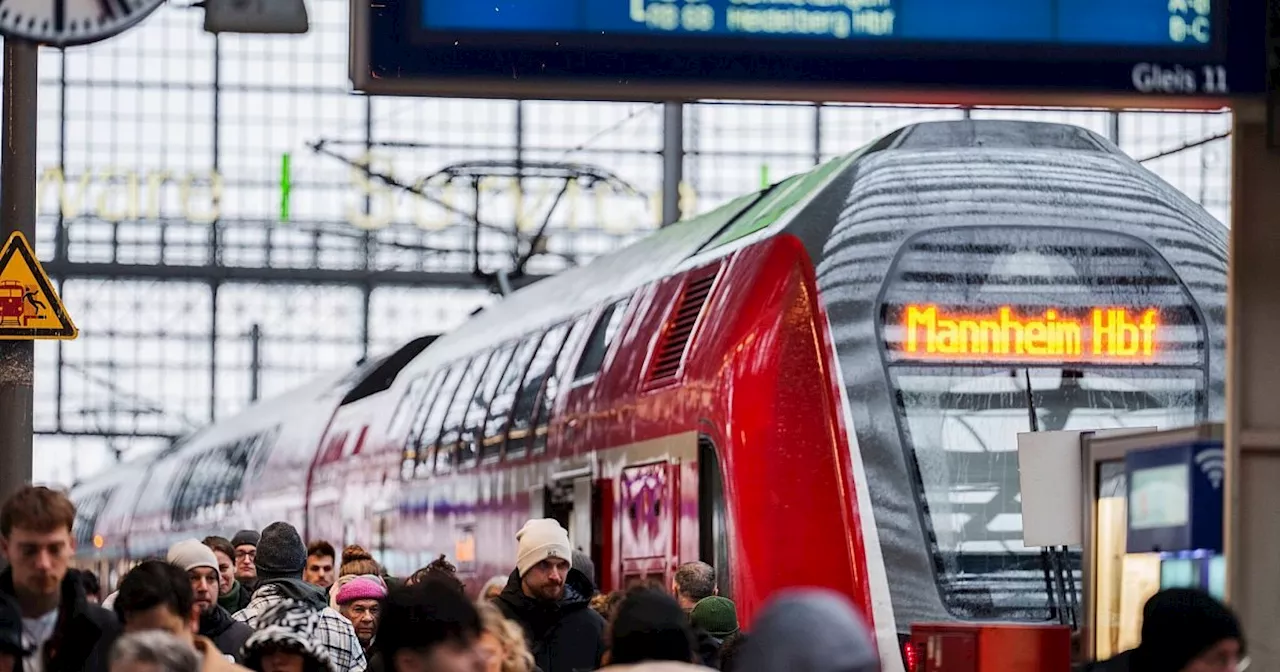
[0,485,1253,672]
[0,487,887,672]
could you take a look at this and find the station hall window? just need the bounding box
[574,297,632,381]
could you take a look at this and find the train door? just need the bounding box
[618,461,677,591]
[543,473,599,571]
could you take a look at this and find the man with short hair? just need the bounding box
[304,541,336,590]
[0,485,119,672]
[377,581,484,672]
[232,523,366,672]
[112,561,247,672]
[228,532,258,594]
[672,561,716,612]
[494,519,604,672]
[167,540,252,663]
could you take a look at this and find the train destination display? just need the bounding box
[352,0,1262,103]
[420,0,1212,48]
[897,305,1161,363]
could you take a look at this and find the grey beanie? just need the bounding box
[255,522,307,580]
[231,530,260,548]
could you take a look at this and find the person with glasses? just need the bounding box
[1087,588,1248,672]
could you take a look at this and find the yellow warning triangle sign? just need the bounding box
[0,232,77,340]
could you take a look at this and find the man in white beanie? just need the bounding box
[494,519,605,672]
[167,539,253,663]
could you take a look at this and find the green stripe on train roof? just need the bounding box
[703,152,858,250]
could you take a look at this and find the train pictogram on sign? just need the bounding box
[0,232,76,340]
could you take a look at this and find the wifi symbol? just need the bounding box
[1195,448,1225,490]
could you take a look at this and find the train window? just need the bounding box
[508,324,570,457]
[698,436,732,598]
[481,335,542,460]
[400,371,444,478]
[390,373,438,454]
[528,317,591,454]
[169,427,280,527]
[890,366,1203,619]
[459,346,516,468]
[72,486,115,549]
[436,353,494,475]
[413,365,466,479]
[573,297,631,381]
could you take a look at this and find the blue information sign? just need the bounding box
[350,0,1265,105]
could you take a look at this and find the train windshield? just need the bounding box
[868,225,1214,624]
[888,364,1204,620]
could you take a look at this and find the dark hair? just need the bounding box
[79,570,102,600]
[114,560,195,624]
[718,633,747,672]
[609,588,697,665]
[408,555,464,593]
[307,540,336,561]
[203,536,234,560]
[376,581,481,660]
[0,486,75,536]
[673,562,715,602]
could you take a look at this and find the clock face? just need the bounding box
[0,0,165,46]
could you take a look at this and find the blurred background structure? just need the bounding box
[7,0,1233,484]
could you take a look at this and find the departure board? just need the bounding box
[351,0,1264,105]
[420,0,1213,48]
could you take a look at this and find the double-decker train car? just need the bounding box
[70,120,1226,671]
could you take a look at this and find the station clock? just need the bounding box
[0,0,165,46]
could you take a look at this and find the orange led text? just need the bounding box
[902,305,1159,360]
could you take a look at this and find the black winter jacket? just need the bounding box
[0,569,120,672]
[494,569,605,672]
[198,604,252,663]
[1082,650,1133,672]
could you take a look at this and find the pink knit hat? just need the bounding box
[335,576,387,605]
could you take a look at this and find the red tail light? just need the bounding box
[902,639,920,672]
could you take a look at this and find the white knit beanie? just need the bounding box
[516,519,573,578]
[168,538,219,573]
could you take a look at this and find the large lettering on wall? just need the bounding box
[900,304,1160,362]
[36,155,695,233]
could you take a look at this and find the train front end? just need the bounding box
[807,121,1227,665]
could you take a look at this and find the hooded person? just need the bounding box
[1087,588,1246,672]
[736,588,879,672]
[231,523,367,672]
[168,540,254,664]
[494,519,605,672]
[240,600,338,672]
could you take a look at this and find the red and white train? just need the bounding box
[71,120,1227,671]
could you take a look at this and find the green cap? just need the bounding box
[691,596,740,639]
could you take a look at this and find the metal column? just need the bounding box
[0,41,40,500]
[662,102,684,227]
[1225,102,1280,672]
